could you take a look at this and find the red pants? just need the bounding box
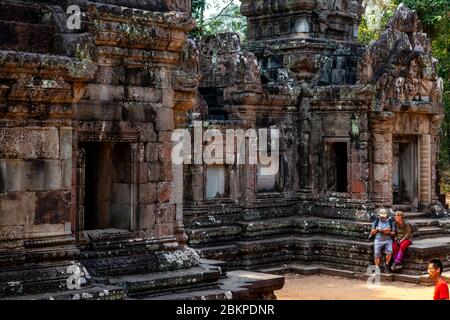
[392,239,412,264]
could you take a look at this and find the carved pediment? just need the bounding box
[357,4,444,113]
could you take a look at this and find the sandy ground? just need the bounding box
[276,274,434,300]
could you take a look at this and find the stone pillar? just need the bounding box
[241,164,257,202]
[131,143,139,230]
[75,146,85,235]
[418,134,431,206]
[430,114,444,204]
[191,164,204,203]
[172,161,188,245]
[370,112,394,207]
[309,115,322,197]
[241,124,257,203]
[298,117,311,193]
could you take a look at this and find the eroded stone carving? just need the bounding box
[0,0,447,300]
[358,4,444,107]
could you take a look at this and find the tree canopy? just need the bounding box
[191,0,246,40]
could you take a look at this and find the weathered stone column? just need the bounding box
[309,115,323,197]
[241,163,257,203]
[430,114,444,204]
[191,164,204,203]
[298,117,312,193]
[370,112,395,207]
[130,143,139,230]
[418,134,431,206]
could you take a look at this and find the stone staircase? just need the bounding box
[6,284,127,300]
[0,226,285,299]
[122,264,285,300]
[186,202,450,283]
[5,259,284,300]
[76,230,284,300]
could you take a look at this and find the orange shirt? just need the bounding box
[434,279,449,300]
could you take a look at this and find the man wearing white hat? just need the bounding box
[370,208,396,273]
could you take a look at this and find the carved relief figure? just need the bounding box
[377,73,390,109]
[409,59,421,79]
[395,77,406,101]
[406,59,421,101]
[406,79,420,101]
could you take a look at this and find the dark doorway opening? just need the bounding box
[326,142,348,193]
[199,87,228,120]
[80,142,132,230]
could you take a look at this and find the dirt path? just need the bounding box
[276,274,434,300]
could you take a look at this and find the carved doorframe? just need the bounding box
[73,131,140,238]
[322,137,351,196]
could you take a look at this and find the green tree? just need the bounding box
[192,0,207,28]
[191,0,247,40]
[358,0,398,45]
[360,0,450,173]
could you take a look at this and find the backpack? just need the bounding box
[373,217,394,231]
[372,217,413,239]
[369,217,394,240]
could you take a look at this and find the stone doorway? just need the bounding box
[393,136,418,209]
[78,142,135,231]
[325,141,349,193]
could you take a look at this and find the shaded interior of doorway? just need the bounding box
[81,142,132,230]
[393,137,418,208]
[326,142,348,193]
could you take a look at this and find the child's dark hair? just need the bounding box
[429,259,444,275]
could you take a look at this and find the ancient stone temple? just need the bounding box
[0,0,447,300]
[0,0,284,299]
[184,2,449,281]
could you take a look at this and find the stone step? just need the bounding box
[186,202,298,228]
[404,236,450,257]
[0,261,80,298]
[260,263,430,285]
[415,226,447,238]
[5,284,126,300]
[187,225,242,246]
[409,218,440,228]
[138,270,285,300]
[82,229,136,242]
[196,236,373,265]
[140,288,232,300]
[0,21,54,54]
[81,229,170,252]
[104,265,223,297]
[393,204,412,212]
[402,212,431,219]
[190,216,372,243]
[188,215,448,248]
[196,234,450,275]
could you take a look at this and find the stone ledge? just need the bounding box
[143,270,284,300]
[260,263,434,286]
[4,284,126,300]
[87,2,194,31]
[194,234,450,277]
[0,50,96,81]
[108,265,222,297]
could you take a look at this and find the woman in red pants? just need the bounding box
[392,211,413,271]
